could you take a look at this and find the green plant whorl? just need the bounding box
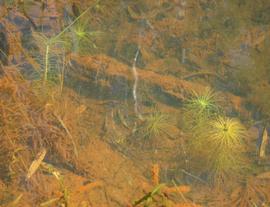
[141,111,170,139]
[186,87,220,116]
[182,87,221,131]
[69,18,104,55]
[209,116,246,148]
[207,116,247,183]
[182,87,248,184]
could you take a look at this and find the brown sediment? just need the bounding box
[69,54,205,101]
[1,1,270,206]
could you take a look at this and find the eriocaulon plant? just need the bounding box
[33,1,100,87]
[207,116,247,183]
[141,111,170,139]
[182,87,221,132]
[182,87,248,184]
[189,115,248,185]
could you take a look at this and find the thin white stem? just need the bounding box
[132,47,142,119]
[44,44,50,85]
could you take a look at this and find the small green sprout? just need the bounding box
[141,111,170,139]
[185,87,220,116]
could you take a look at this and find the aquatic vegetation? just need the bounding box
[0,66,79,182]
[132,164,197,207]
[182,87,221,131]
[208,116,246,149]
[132,183,166,206]
[69,18,103,55]
[182,87,248,184]
[140,111,170,139]
[32,4,97,87]
[40,161,69,206]
[208,117,247,181]
[230,176,270,207]
[185,87,220,116]
[189,115,248,184]
[2,0,270,206]
[32,31,69,86]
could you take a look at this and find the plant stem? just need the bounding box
[43,44,50,86]
[42,0,100,87]
[59,54,65,94]
[53,113,78,157]
[52,0,100,42]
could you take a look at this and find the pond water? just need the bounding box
[0,1,270,206]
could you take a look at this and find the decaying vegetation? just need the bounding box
[1,0,270,206]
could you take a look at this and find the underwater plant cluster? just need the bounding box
[0,0,270,206]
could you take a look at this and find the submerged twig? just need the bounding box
[259,127,268,159]
[40,198,60,207]
[26,148,47,180]
[53,113,78,157]
[181,169,208,184]
[172,180,188,203]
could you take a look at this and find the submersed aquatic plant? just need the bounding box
[69,18,103,55]
[141,111,170,139]
[208,116,247,178]
[185,87,220,116]
[230,176,270,207]
[32,32,69,86]
[182,87,221,132]
[190,116,247,184]
[182,87,248,184]
[32,3,99,87]
[209,116,246,148]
